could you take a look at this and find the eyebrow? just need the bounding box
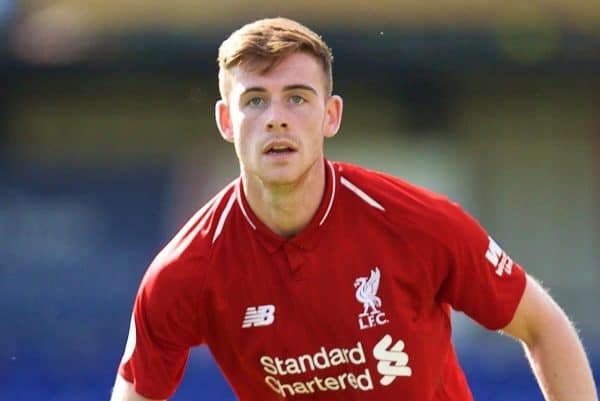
[240,84,318,97]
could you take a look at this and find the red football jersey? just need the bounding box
[118,160,526,400]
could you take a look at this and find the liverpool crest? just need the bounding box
[354,267,389,330]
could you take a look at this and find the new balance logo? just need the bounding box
[485,236,513,277]
[373,334,412,385]
[242,304,275,328]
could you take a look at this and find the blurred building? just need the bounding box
[1,2,599,400]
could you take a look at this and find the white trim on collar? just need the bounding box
[212,192,237,243]
[235,181,257,230]
[319,160,337,226]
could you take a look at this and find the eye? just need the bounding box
[289,95,305,105]
[247,97,265,107]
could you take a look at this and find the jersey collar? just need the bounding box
[235,159,338,253]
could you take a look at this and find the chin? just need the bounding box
[254,162,300,184]
[260,173,299,186]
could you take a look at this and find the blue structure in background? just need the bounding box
[0,0,18,27]
[1,165,597,401]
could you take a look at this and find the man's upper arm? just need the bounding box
[118,256,206,398]
[502,274,566,344]
[111,374,166,401]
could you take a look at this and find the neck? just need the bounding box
[242,158,326,238]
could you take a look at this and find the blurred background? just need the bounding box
[1,1,599,400]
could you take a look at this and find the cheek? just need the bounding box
[236,110,262,133]
[235,118,258,152]
[306,110,327,136]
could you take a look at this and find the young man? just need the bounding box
[111,17,598,401]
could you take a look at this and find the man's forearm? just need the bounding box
[523,315,598,401]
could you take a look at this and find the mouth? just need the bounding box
[266,146,295,155]
[263,141,298,155]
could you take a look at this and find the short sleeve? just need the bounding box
[437,202,527,330]
[118,257,206,399]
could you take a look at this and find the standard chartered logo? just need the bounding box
[373,334,412,385]
[260,342,373,397]
[259,335,412,397]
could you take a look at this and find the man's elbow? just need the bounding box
[111,375,164,401]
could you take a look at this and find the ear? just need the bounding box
[215,99,234,143]
[323,95,343,138]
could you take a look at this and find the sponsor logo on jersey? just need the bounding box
[242,304,276,328]
[485,236,513,277]
[259,334,410,397]
[372,334,412,385]
[354,267,389,329]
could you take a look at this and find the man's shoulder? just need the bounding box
[332,161,466,238]
[145,179,239,281]
[333,161,451,212]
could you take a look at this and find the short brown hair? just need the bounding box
[217,17,334,100]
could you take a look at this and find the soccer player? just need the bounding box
[111,17,598,401]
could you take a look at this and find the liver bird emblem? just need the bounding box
[354,267,382,316]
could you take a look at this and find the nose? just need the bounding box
[267,120,288,131]
[265,102,288,133]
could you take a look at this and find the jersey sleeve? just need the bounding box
[436,202,527,330]
[118,256,207,399]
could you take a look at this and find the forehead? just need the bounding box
[229,53,326,96]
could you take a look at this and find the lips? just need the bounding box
[263,140,298,154]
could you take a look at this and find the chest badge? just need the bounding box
[354,267,389,330]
